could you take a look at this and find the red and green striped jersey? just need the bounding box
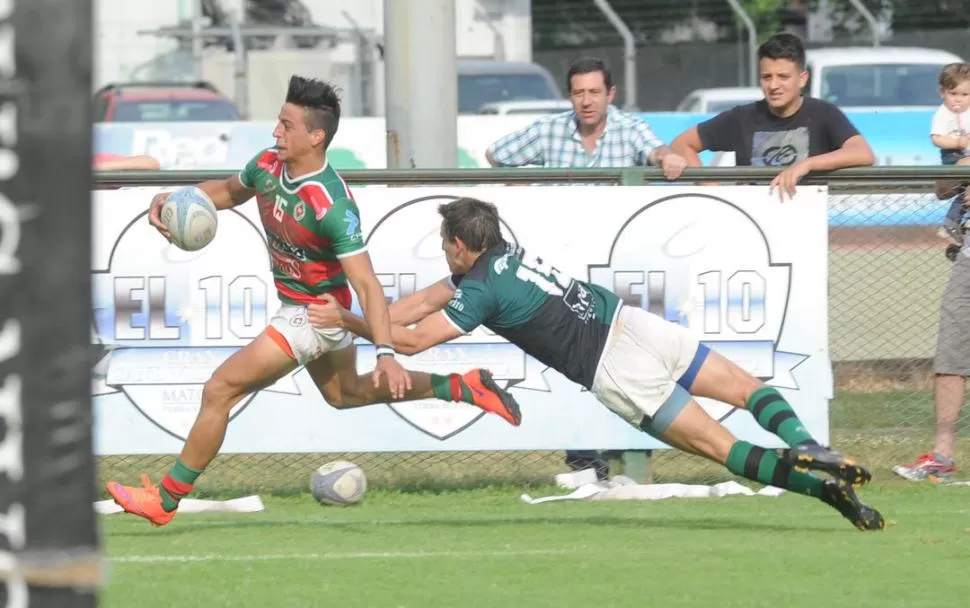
[238,148,365,307]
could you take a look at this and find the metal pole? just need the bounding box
[342,11,375,116]
[383,0,458,168]
[474,7,506,61]
[726,0,758,87]
[592,0,636,110]
[383,0,410,168]
[736,22,744,86]
[228,11,248,119]
[190,2,203,80]
[847,0,880,47]
[501,0,533,63]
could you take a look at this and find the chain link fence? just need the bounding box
[94,179,969,497]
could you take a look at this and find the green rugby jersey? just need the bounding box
[443,241,621,389]
[238,148,365,307]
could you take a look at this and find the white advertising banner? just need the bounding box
[91,185,831,455]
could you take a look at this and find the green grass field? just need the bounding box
[99,387,970,608]
[100,239,967,605]
[100,483,970,608]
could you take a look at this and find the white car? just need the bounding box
[677,47,962,114]
[675,87,764,113]
[477,100,573,115]
[804,46,964,110]
[458,59,564,114]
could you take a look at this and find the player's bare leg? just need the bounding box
[180,333,298,467]
[304,344,521,425]
[105,332,298,525]
[685,347,870,488]
[650,392,884,531]
[932,374,965,461]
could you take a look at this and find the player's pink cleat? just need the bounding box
[106,473,176,526]
[462,369,522,426]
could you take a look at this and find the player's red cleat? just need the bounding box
[106,473,176,526]
[462,369,522,426]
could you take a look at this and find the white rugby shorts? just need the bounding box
[591,306,708,433]
[266,304,354,365]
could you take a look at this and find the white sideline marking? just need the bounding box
[111,548,572,564]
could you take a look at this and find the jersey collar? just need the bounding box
[281,155,329,187]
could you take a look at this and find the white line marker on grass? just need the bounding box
[111,548,573,564]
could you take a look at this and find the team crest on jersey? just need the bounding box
[261,178,276,195]
[293,201,306,221]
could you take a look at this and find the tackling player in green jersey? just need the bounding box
[310,197,886,532]
[106,77,520,526]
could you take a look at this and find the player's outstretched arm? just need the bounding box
[197,174,257,210]
[390,311,463,355]
[389,276,456,326]
[309,295,461,357]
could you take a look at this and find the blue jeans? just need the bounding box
[941,152,968,224]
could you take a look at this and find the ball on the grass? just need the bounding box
[311,460,367,506]
[160,185,218,251]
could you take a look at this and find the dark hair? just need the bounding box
[285,75,341,148]
[757,33,806,70]
[566,57,613,90]
[438,198,503,252]
[940,62,970,90]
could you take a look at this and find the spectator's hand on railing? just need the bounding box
[148,191,173,242]
[769,160,811,202]
[660,152,688,181]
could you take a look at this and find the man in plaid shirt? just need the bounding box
[486,57,686,176]
[487,57,686,478]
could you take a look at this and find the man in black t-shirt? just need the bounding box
[669,32,875,198]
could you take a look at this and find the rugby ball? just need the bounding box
[160,186,218,251]
[310,460,367,506]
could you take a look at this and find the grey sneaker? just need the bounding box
[892,452,956,483]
